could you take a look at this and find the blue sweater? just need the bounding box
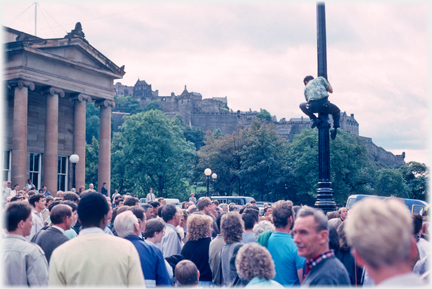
[124,235,171,287]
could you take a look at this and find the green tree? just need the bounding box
[142,100,163,113]
[86,104,100,144]
[374,169,409,198]
[85,136,99,189]
[399,161,428,200]
[287,129,376,206]
[256,109,272,122]
[171,114,205,150]
[114,94,141,113]
[111,110,195,197]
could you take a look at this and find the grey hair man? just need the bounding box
[345,197,426,286]
[293,206,350,286]
[141,203,154,220]
[158,203,182,258]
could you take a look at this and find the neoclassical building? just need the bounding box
[2,23,124,196]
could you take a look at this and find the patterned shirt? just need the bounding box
[304,76,330,102]
[305,250,334,277]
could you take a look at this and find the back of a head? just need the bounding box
[48,200,62,212]
[50,204,72,225]
[129,206,145,222]
[4,202,32,232]
[345,197,413,269]
[150,201,160,208]
[216,212,227,231]
[221,211,244,244]
[141,204,153,212]
[144,218,166,239]
[197,197,211,211]
[272,200,294,229]
[114,210,138,238]
[77,192,109,228]
[161,203,177,223]
[235,243,275,281]
[63,192,80,203]
[175,260,198,286]
[303,75,314,85]
[242,211,258,230]
[413,213,423,236]
[123,197,138,207]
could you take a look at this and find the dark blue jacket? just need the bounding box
[124,235,171,286]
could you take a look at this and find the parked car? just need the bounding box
[139,198,146,204]
[346,194,428,214]
[210,196,255,206]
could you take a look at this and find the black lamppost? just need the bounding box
[314,3,336,214]
[204,168,212,197]
[212,173,217,196]
[69,153,79,190]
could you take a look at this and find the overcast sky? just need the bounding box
[2,0,430,166]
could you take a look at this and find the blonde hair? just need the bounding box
[345,197,413,269]
[235,243,275,281]
[186,214,212,241]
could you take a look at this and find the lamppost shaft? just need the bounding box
[206,176,210,197]
[72,163,76,189]
[314,2,336,214]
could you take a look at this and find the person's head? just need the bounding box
[89,183,94,189]
[413,213,423,237]
[61,200,78,227]
[187,214,212,241]
[216,212,226,232]
[179,209,188,228]
[236,243,276,282]
[221,211,244,244]
[56,191,64,198]
[293,205,329,260]
[264,207,272,217]
[144,218,166,243]
[114,210,139,237]
[150,201,160,216]
[250,199,256,206]
[272,200,294,229]
[253,220,276,239]
[27,179,32,184]
[7,181,11,187]
[190,193,194,197]
[182,201,189,209]
[115,197,124,207]
[303,75,314,85]
[188,205,197,214]
[228,204,238,212]
[10,196,24,202]
[13,184,19,191]
[175,260,199,286]
[78,186,85,193]
[158,197,165,205]
[45,195,54,207]
[4,202,33,236]
[63,192,80,204]
[345,197,414,275]
[141,204,154,220]
[103,182,107,187]
[28,194,46,212]
[23,187,29,194]
[42,185,47,191]
[50,204,73,230]
[338,207,348,221]
[219,203,228,212]
[129,206,146,233]
[196,197,212,214]
[123,197,139,207]
[77,192,110,229]
[242,211,258,230]
[326,210,339,220]
[161,203,180,226]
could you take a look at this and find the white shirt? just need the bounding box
[146,192,155,203]
[26,210,45,242]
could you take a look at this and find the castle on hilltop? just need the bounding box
[113,80,405,168]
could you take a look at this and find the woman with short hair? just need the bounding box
[181,214,213,286]
[236,243,283,288]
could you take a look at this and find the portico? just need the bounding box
[3,24,125,197]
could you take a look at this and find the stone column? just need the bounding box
[70,94,92,190]
[8,80,35,188]
[42,87,65,196]
[95,100,115,197]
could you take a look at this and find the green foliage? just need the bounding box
[142,100,163,113]
[399,161,429,200]
[85,136,99,189]
[287,129,376,206]
[374,169,409,198]
[256,109,272,122]
[114,94,141,113]
[197,120,291,202]
[110,110,195,198]
[171,114,205,150]
[212,129,225,139]
[86,104,100,144]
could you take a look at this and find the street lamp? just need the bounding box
[204,168,212,197]
[69,153,79,190]
[212,173,217,196]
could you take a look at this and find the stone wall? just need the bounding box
[360,137,405,169]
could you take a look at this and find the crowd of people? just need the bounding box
[2,184,430,287]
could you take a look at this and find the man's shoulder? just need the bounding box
[6,236,46,257]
